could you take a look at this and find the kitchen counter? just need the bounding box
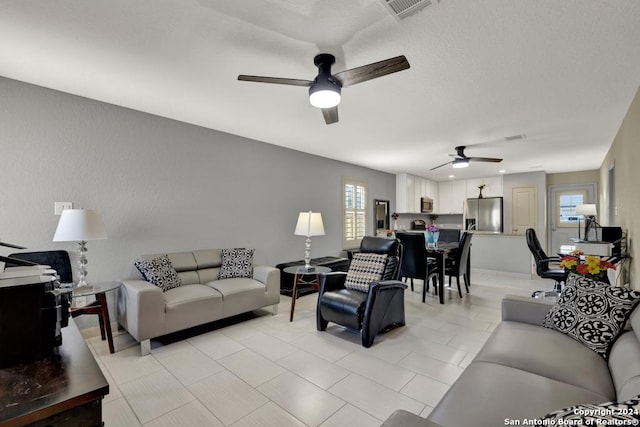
[467,233,533,277]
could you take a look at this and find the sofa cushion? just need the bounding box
[428,361,612,427]
[207,278,267,317]
[219,248,255,279]
[344,253,388,292]
[543,272,640,359]
[164,284,223,334]
[475,321,615,399]
[539,396,640,425]
[134,254,182,291]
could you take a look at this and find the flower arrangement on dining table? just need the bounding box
[426,224,440,246]
[560,250,616,282]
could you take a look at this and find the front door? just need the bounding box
[548,184,597,254]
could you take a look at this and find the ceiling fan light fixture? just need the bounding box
[309,83,341,108]
[452,159,469,168]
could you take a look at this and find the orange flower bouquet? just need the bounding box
[560,250,616,282]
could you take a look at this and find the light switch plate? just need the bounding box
[54,202,73,215]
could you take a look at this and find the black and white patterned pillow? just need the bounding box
[219,248,255,279]
[134,254,182,292]
[344,253,388,292]
[542,272,640,359]
[540,396,640,424]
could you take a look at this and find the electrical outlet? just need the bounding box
[54,202,73,215]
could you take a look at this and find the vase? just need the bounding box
[426,231,439,248]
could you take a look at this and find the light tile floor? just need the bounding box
[83,271,549,426]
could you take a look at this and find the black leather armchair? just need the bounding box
[526,228,567,297]
[316,236,406,348]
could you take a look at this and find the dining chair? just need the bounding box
[395,232,439,301]
[525,228,567,297]
[444,232,473,297]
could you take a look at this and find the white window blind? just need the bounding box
[343,177,367,248]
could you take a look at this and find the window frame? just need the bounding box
[342,177,367,249]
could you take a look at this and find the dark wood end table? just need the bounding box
[284,265,331,321]
[71,281,121,354]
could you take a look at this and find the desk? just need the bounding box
[71,281,121,354]
[426,242,469,304]
[284,266,331,321]
[0,319,109,426]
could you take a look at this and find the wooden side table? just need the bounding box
[71,281,121,354]
[284,265,331,321]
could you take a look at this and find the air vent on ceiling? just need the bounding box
[504,134,527,142]
[381,0,435,20]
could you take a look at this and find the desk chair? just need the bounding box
[316,236,406,347]
[444,232,473,297]
[395,232,439,302]
[525,228,567,298]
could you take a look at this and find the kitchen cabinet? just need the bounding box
[466,176,503,199]
[437,180,466,214]
[396,173,438,213]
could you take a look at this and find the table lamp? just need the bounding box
[53,209,107,287]
[294,211,325,269]
[575,204,597,241]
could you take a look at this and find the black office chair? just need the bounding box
[7,250,73,283]
[444,232,473,297]
[395,232,440,302]
[525,228,567,297]
[316,236,406,348]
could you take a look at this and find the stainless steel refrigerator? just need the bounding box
[464,197,503,233]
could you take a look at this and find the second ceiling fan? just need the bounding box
[238,53,410,125]
[430,146,503,170]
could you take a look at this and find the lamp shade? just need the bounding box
[294,211,325,237]
[575,204,597,216]
[53,209,108,242]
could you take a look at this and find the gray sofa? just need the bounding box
[117,249,280,354]
[383,294,640,427]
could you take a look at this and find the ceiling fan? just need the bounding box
[430,146,503,170]
[238,53,410,125]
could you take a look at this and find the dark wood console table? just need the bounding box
[0,319,109,426]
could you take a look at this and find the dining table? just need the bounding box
[426,241,471,304]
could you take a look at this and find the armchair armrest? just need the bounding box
[502,294,554,325]
[369,280,408,292]
[382,410,442,427]
[117,279,166,342]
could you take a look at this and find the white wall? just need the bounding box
[600,85,640,287]
[0,77,395,282]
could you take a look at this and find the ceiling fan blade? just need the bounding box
[430,161,453,171]
[333,55,410,87]
[322,106,339,125]
[237,75,312,87]
[468,157,503,163]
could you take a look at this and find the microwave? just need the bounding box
[420,197,433,213]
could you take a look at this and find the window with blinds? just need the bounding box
[557,190,586,226]
[343,177,367,248]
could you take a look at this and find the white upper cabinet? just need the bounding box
[437,180,466,214]
[396,173,438,213]
[466,176,503,199]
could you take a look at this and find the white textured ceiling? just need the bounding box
[2,0,640,181]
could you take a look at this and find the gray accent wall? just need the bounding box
[0,77,395,282]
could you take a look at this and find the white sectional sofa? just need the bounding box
[116,249,280,354]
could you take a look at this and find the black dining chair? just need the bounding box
[444,232,473,297]
[525,228,567,297]
[395,232,440,302]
